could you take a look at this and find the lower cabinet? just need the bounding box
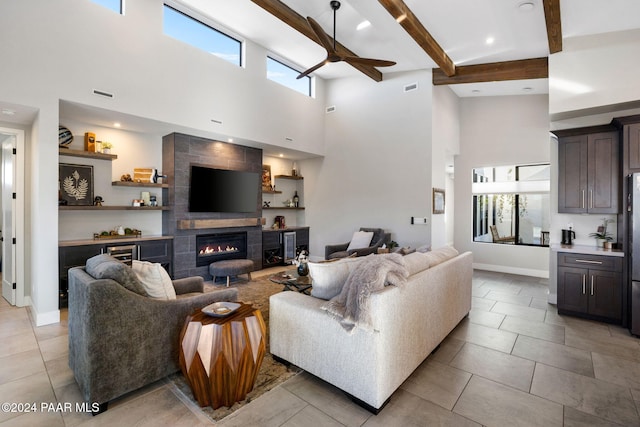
[58,238,173,308]
[262,227,309,268]
[557,253,622,323]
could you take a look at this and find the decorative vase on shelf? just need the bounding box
[596,238,605,248]
[297,260,309,277]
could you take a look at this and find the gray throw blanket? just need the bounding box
[322,253,408,333]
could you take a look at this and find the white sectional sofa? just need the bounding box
[269,249,473,412]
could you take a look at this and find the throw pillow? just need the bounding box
[403,252,431,275]
[132,260,177,300]
[309,256,363,300]
[85,254,148,296]
[416,244,432,253]
[423,246,459,267]
[346,231,374,251]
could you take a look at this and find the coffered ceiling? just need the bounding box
[178,0,640,97]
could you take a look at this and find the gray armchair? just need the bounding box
[325,227,391,260]
[68,257,237,414]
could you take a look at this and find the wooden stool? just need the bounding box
[209,259,253,287]
[179,303,266,409]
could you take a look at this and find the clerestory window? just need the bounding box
[163,4,243,67]
[267,56,312,97]
[91,0,123,14]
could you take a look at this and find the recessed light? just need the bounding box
[228,138,233,143]
[356,20,371,31]
[523,87,533,92]
[485,36,495,45]
[472,89,481,93]
[113,122,121,128]
[519,2,535,11]
[1,109,16,116]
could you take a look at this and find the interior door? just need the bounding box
[1,133,15,305]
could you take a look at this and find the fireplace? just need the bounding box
[196,232,247,267]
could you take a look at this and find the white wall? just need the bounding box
[432,86,461,247]
[550,29,640,117]
[455,95,550,277]
[0,0,327,324]
[302,70,433,259]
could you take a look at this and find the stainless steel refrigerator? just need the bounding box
[631,173,640,335]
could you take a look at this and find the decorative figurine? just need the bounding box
[263,201,271,208]
[93,196,103,206]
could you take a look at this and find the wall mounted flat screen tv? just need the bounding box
[188,165,259,213]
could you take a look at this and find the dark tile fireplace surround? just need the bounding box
[162,133,263,279]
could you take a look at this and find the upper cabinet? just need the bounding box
[555,126,619,214]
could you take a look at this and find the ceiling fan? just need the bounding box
[297,0,396,79]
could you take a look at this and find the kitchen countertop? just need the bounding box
[550,243,624,257]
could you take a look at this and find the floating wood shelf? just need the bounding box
[112,181,168,188]
[59,205,169,211]
[59,148,118,160]
[274,175,303,180]
[262,190,282,194]
[263,207,305,210]
[177,217,266,230]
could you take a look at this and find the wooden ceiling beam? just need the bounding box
[378,0,455,77]
[543,0,562,54]
[432,57,548,85]
[250,0,383,81]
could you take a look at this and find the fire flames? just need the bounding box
[199,245,239,256]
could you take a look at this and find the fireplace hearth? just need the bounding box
[196,232,247,267]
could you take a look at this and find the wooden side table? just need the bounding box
[179,303,266,409]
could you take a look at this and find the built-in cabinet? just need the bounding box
[58,237,173,307]
[557,252,622,323]
[555,127,619,214]
[262,227,309,268]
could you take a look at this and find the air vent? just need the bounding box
[326,105,336,114]
[285,137,293,142]
[404,82,418,93]
[210,119,223,125]
[92,89,114,98]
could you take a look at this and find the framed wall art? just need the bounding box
[59,163,94,206]
[433,188,445,214]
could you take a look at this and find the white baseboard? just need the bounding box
[473,263,549,279]
[29,306,61,326]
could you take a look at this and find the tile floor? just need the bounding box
[1,270,640,426]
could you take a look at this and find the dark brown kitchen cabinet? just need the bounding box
[556,128,619,214]
[624,122,640,172]
[557,253,622,323]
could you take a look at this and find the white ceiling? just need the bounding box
[178,0,640,97]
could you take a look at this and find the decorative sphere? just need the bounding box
[58,125,73,147]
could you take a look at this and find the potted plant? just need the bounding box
[589,218,614,248]
[101,141,113,154]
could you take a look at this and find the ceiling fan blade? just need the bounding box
[344,56,396,67]
[306,16,337,55]
[297,59,329,79]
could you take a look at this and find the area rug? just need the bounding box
[168,273,302,423]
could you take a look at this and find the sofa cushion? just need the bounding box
[346,231,374,251]
[403,252,431,275]
[85,254,148,296]
[132,260,176,300]
[423,246,459,267]
[309,256,363,300]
